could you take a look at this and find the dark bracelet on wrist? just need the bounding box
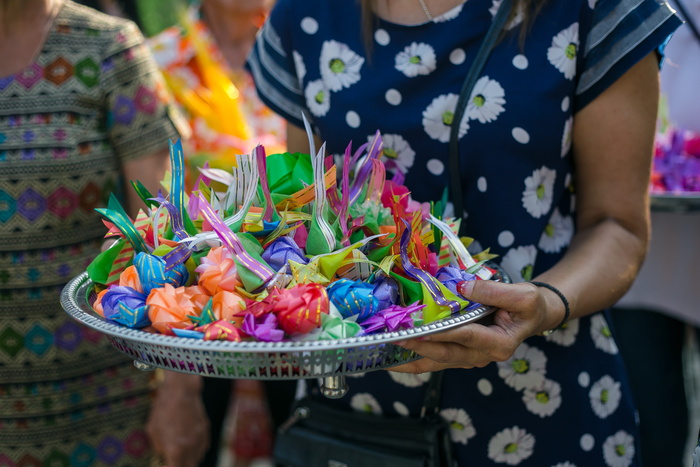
[528,281,570,333]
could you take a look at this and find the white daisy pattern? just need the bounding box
[487,426,536,465]
[467,76,506,123]
[319,40,365,92]
[552,463,577,467]
[538,208,574,253]
[544,318,579,347]
[590,314,619,355]
[388,371,430,388]
[547,23,579,80]
[434,4,465,22]
[422,93,469,143]
[293,50,306,82]
[602,430,636,467]
[368,133,416,174]
[561,116,573,157]
[395,42,436,77]
[589,375,622,419]
[522,378,562,418]
[497,342,547,391]
[350,392,382,414]
[305,79,331,117]
[501,245,538,283]
[440,408,477,445]
[522,166,556,219]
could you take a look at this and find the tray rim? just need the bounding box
[60,267,509,354]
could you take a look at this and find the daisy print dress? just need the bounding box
[248,0,680,465]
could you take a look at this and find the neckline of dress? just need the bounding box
[375,0,468,28]
[1,0,66,81]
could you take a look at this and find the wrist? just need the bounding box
[160,371,204,394]
[528,281,570,334]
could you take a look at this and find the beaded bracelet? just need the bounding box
[528,281,571,333]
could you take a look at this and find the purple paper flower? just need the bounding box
[262,236,309,271]
[242,313,285,342]
[100,286,147,320]
[435,266,477,296]
[372,275,399,311]
[360,303,424,334]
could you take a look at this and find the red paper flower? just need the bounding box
[269,284,329,336]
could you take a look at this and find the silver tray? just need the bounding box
[650,193,700,213]
[61,266,509,397]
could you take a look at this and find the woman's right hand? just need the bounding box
[146,372,210,467]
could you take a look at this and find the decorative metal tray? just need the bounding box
[61,266,509,397]
[650,193,700,213]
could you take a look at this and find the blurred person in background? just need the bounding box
[0,0,186,465]
[145,1,295,466]
[612,1,700,466]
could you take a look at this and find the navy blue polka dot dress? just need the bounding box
[248,0,681,464]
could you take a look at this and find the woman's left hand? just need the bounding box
[390,280,559,373]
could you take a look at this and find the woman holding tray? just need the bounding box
[0,0,187,464]
[247,0,681,464]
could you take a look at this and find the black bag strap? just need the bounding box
[674,0,700,45]
[421,370,445,416]
[449,0,513,235]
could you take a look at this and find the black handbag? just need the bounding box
[273,372,452,467]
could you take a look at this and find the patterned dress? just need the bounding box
[248,0,681,465]
[0,2,185,464]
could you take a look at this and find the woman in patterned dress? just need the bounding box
[0,0,187,464]
[247,0,681,465]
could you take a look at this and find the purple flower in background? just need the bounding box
[100,286,147,320]
[360,303,424,334]
[372,275,399,311]
[242,313,285,342]
[435,266,477,296]
[262,236,308,271]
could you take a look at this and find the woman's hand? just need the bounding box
[390,279,565,373]
[146,372,209,467]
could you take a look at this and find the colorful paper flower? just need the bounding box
[270,284,329,336]
[135,252,190,294]
[360,303,423,334]
[262,236,309,271]
[195,246,242,295]
[435,266,477,296]
[326,278,379,321]
[242,313,284,342]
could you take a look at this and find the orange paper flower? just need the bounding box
[196,246,242,295]
[119,265,143,293]
[211,290,246,326]
[147,284,208,334]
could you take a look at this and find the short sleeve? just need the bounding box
[246,0,307,129]
[575,0,682,110]
[102,21,189,162]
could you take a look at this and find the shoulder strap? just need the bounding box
[674,0,700,45]
[421,370,445,416]
[448,0,513,235]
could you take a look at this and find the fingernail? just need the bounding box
[395,340,407,347]
[458,279,475,296]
